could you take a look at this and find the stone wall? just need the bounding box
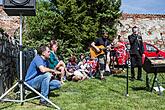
[0,31,19,95]
[0,6,19,37]
[0,6,165,50]
[0,30,36,95]
[0,7,37,95]
[117,13,165,50]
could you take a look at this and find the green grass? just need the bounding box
[0,70,165,110]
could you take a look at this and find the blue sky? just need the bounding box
[121,0,165,14]
[0,0,165,14]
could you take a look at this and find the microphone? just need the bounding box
[137,36,141,44]
[136,36,139,40]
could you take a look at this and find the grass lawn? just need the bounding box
[0,70,165,110]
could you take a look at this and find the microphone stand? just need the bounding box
[125,45,130,97]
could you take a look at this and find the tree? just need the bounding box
[24,0,121,58]
[85,0,121,36]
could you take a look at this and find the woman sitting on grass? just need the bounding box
[49,40,66,84]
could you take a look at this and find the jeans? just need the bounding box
[98,55,105,71]
[26,72,61,102]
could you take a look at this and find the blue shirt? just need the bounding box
[25,55,49,82]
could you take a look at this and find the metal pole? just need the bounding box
[0,13,60,110]
[125,48,129,97]
[19,14,23,103]
[24,82,60,110]
[126,64,129,96]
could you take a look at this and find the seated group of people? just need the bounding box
[66,54,98,81]
[24,40,98,106]
[25,26,143,106]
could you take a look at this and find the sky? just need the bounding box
[0,0,165,14]
[121,0,165,14]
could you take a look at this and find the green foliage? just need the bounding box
[24,0,121,57]
[24,1,58,48]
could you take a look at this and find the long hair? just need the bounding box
[49,40,58,49]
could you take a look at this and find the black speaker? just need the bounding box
[3,0,36,16]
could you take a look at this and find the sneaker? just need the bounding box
[100,76,106,80]
[39,100,50,106]
[105,68,110,72]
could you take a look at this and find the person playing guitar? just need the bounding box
[90,31,111,80]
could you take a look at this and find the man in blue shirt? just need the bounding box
[25,45,61,105]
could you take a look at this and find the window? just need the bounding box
[146,44,157,52]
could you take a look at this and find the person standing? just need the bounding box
[91,31,111,80]
[128,26,144,81]
[113,35,127,70]
[25,45,61,106]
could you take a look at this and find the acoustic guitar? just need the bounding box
[90,45,109,58]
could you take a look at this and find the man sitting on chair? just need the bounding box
[91,31,111,79]
[25,45,61,106]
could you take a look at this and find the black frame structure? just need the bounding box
[0,1,60,109]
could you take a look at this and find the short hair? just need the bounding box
[118,35,121,39]
[132,26,138,32]
[102,31,108,34]
[37,45,48,55]
[49,40,58,48]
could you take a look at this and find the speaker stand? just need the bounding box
[0,14,60,110]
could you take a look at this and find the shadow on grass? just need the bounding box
[49,92,60,97]
[131,86,147,91]
[60,88,81,94]
[0,103,15,110]
[30,101,57,109]
[108,88,124,96]
[26,93,60,109]
[112,74,127,79]
[25,91,60,99]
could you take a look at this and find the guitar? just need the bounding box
[90,45,109,58]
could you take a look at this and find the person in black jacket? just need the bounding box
[128,26,144,81]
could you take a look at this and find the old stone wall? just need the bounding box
[0,6,165,50]
[0,30,36,95]
[0,7,36,95]
[0,6,19,37]
[117,13,165,50]
[0,31,19,95]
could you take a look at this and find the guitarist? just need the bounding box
[91,31,111,80]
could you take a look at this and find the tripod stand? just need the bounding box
[0,14,60,110]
